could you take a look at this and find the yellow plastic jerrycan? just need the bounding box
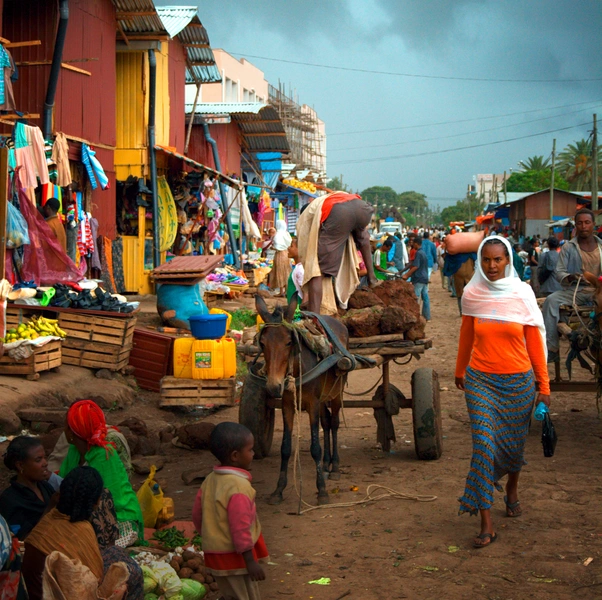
[222,337,237,378]
[210,308,232,332]
[173,337,194,379]
[192,339,225,380]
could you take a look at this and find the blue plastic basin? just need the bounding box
[189,313,227,339]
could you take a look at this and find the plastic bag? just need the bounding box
[6,202,30,249]
[541,413,557,457]
[136,465,164,528]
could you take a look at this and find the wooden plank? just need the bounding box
[351,346,425,357]
[0,147,8,280]
[62,338,132,355]
[6,40,41,48]
[349,333,409,345]
[59,313,135,329]
[161,376,234,389]
[161,389,233,398]
[549,381,597,393]
[160,395,236,407]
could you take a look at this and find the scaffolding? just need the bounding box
[268,82,327,181]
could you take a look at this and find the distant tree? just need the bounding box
[518,155,551,172]
[506,169,569,192]
[326,176,351,192]
[440,200,470,225]
[557,138,601,191]
[360,186,398,206]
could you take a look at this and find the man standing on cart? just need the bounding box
[297,192,380,314]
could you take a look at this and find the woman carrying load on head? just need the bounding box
[58,400,143,546]
[268,219,293,297]
[455,235,550,548]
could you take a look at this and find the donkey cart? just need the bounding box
[238,334,442,462]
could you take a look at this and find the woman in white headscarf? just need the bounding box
[455,236,550,549]
[268,220,292,296]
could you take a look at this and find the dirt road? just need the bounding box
[3,281,601,599]
[127,281,602,599]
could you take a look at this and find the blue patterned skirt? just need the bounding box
[458,366,535,516]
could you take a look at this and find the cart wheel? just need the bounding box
[238,370,274,459]
[411,368,443,460]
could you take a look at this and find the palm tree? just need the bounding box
[518,155,551,172]
[557,138,601,191]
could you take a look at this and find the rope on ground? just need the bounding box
[298,484,437,515]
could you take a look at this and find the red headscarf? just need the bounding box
[67,400,112,450]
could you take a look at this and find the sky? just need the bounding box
[158,0,602,209]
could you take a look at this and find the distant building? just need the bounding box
[475,173,509,204]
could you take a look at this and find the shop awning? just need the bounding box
[186,103,290,153]
[475,213,495,224]
[155,145,242,190]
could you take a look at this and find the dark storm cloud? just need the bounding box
[375,0,602,78]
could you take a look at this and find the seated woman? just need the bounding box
[23,467,106,600]
[91,490,144,600]
[59,400,144,546]
[0,437,56,539]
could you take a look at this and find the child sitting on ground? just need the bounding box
[192,422,269,600]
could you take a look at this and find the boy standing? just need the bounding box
[402,237,431,321]
[192,422,268,600]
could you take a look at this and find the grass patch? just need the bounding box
[230,308,257,330]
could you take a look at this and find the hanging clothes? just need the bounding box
[51,133,72,186]
[25,126,50,185]
[0,45,16,111]
[81,143,109,190]
[14,122,37,190]
[42,184,62,211]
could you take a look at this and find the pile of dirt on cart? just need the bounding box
[341,280,425,339]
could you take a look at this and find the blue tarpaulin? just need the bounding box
[247,152,282,195]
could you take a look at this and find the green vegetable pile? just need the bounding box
[152,527,189,550]
[230,308,257,330]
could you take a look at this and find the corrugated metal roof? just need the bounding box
[177,15,221,84]
[112,0,166,35]
[155,6,197,37]
[501,189,586,205]
[185,103,290,153]
[185,102,266,115]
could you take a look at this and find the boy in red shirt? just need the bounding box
[192,423,268,600]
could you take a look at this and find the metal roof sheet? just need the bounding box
[185,102,266,115]
[155,6,198,38]
[501,189,586,205]
[177,15,221,84]
[112,0,166,35]
[185,103,290,153]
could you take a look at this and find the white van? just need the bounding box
[378,222,403,237]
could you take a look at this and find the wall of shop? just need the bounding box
[3,0,117,239]
[187,122,241,176]
[168,39,186,153]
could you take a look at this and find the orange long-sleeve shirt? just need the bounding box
[455,316,550,395]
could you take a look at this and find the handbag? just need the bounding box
[541,413,557,457]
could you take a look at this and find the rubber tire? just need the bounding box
[411,367,443,460]
[238,371,275,459]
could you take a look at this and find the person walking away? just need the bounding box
[268,220,292,297]
[192,422,269,600]
[443,252,476,315]
[542,208,602,362]
[455,236,550,548]
[437,238,449,290]
[422,232,437,282]
[43,198,67,253]
[402,237,431,321]
[537,237,562,297]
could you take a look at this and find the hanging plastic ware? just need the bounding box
[6,202,30,249]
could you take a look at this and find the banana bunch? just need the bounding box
[2,316,67,343]
[283,178,317,193]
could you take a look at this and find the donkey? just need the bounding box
[255,294,348,505]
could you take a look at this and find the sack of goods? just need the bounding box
[445,231,485,255]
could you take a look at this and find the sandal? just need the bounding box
[504,495,522,517]
[473,532,497,548]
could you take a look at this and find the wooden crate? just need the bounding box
[58,313,137,347]
[243,266,270,287]
[0,340,62,380]
[204,293,223,309]
[61,338,132,371]
[159,376,236,407]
